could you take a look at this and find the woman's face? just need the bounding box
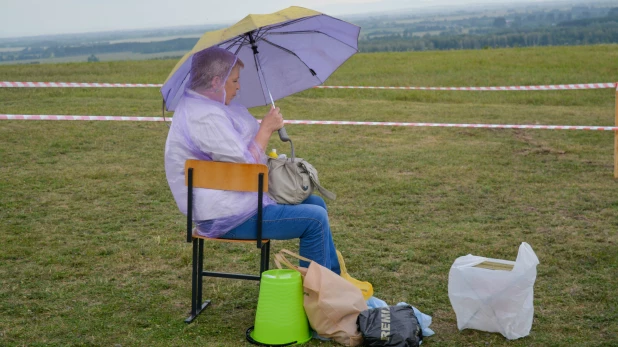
[224,65,241,105]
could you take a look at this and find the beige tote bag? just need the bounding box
[267,157,336,205]
[274,249,366,346]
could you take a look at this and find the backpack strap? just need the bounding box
[298,160,336,200]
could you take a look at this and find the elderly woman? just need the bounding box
[165,47,340,274]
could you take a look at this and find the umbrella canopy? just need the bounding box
[161,6,360,111]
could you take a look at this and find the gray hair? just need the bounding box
[188,47,243,91]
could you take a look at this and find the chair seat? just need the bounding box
[192,230,270,244]
[192,229,270,243]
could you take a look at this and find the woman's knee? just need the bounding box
[302,195,327,210]
[298,205,331,238]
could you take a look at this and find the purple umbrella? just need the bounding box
[161,6,360,144]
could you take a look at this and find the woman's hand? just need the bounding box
[254,107,284,152]
[261,107,284,133]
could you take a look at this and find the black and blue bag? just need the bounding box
[357,305,422,347]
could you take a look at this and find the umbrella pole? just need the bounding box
[248,32,296,161]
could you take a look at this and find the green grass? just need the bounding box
[0,51,187,65]
[1,45,617,346]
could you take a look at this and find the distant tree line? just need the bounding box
[359,12,618,52]
[0,38,198,62]
[357,4,610,40]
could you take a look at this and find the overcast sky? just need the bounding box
[0,0,572,38]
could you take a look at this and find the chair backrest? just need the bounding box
[184,160,269,192]
[183,160,270,244]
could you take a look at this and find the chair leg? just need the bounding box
[259,241,270,274]
[265,241,270,271]
[197,239,204,306]
[190,239,198,313]
[185,238,210,323]
[259,243,265,274]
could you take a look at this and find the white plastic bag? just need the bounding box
[448,242,540,340]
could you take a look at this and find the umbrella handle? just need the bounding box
[278,127,290,142]
[277,127,295,161]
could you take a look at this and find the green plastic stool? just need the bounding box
[247,269,311,346]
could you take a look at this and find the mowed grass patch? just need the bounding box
[1,46,618,345]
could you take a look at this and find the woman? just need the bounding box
[165,47,340,274]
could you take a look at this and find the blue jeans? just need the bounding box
[221,195,340,275]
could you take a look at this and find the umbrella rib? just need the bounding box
[255,17,316,35]
[260,38,324,84]
[255,27,267,41]
[267,30,358,51]
[222,35,250,52]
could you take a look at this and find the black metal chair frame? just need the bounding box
[185,164,270,323]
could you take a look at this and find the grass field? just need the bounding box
[1,45,617,346]
[0,51,187,66]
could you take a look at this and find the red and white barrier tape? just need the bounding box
[0,81,162,88]
[285,120,617,131]
[2,114,616,131]
[0,115,165,122]
[315,83,617,91]
[1,81,616,90]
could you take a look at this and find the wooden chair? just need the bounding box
[184,160,270,323]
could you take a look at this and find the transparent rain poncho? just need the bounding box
[164,47,275,238]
